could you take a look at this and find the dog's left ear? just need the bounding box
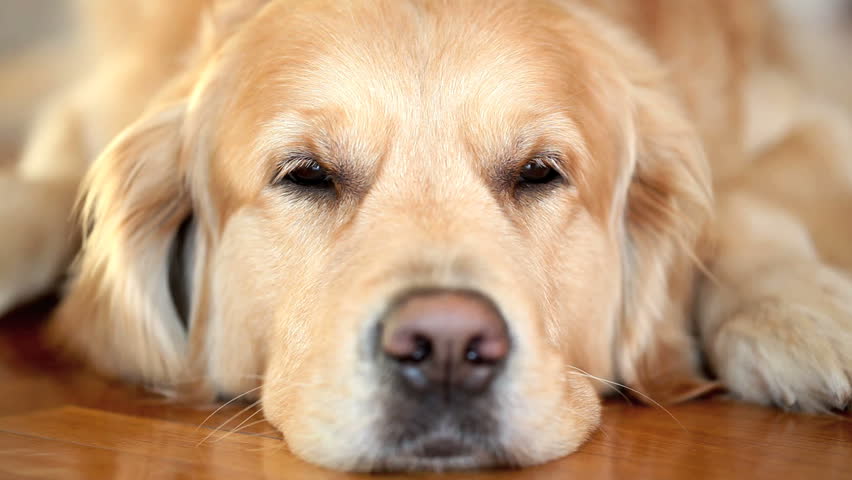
[614,84,723,404]
[48,101,195,389]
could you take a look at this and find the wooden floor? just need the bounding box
[0,300,850,480]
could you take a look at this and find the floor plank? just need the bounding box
[0,430,245,480]
[0,299,850,479]
[0,407,330,480]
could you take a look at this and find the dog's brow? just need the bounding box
[501,114,588,169]
[256,116,344,164]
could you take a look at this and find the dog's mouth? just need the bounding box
[415,436,472,458]
[371,433,512,472]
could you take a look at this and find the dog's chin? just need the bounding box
[367,435,514,473]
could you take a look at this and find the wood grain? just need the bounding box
[1,299,850,480]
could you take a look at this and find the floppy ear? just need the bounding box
[48,103,194,389]
[615,86,723,404]
[46,1,273,397]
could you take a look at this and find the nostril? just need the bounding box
[381,326,434,363]
[379,289,510,394]
[465,344,482,363]
[464,334,509,365]
[407,335,432,363]
[464,337,487,364]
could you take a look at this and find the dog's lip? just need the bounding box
[375,435,496,472]
[413,436,474,458]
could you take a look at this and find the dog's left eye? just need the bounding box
[284,161,333,189]
[518,158,560,185]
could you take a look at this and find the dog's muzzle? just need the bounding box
[372,289,512,468]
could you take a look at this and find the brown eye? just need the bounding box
[285,161,333,189]
[519,159,560,185]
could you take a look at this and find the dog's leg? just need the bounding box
[698,105,852,412]
[0,100,87,315]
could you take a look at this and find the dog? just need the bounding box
[1,0,850,472]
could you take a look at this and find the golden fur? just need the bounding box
[1,0,850,472]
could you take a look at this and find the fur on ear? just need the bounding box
[546,4,722,403]
[45,0,273,396]
[615,83,723,404]
[48,103,193,388]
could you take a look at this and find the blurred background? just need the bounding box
[0,0,75,163]
[0,0,71,57]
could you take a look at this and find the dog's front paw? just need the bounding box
[709,277,852,412]
[0,176,77,315]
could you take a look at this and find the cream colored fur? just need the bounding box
[0,0,850,472]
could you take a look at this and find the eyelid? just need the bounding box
[522,151,564,175]
[270,153,326,184]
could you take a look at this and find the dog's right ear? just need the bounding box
[48,102,194,388]
[46,1,273,395]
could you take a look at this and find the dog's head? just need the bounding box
[53,0,714,471]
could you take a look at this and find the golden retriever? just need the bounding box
[1,0,851,472]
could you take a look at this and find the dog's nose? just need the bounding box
[380,290,510,395]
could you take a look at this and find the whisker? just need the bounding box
[567,366,687,431]
[198,398,263,446]
[213,407,265,443]
[246,429,283,438]
[575,371,634,405]
[229,420,280,439]
[195,384,263,433]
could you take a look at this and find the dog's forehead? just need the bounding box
[218,0,590,147]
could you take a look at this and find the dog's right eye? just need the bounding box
[277,160,334,190]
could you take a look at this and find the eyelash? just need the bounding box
[515,153,567,184]
[269,151,568,199]
[270,154,322,185]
